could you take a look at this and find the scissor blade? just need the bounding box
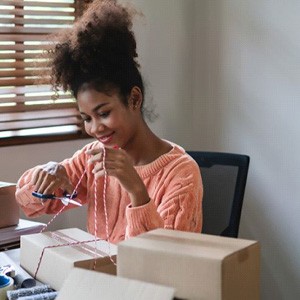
[64,198,82,206]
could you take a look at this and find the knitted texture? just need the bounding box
[16,141,203,244]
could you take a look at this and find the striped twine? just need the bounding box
[34,145,116,279]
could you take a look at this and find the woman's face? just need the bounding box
[77,88,138,149]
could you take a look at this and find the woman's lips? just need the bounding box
[98,133,114,144]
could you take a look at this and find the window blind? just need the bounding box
[0,0,88,146]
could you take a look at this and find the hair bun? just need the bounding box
[45,0,144,98]
[72,0,139,63]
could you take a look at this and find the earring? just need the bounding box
[131,99,138,109]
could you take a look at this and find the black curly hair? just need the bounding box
[45,0,144,107]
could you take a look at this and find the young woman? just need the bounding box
[15,0,203,244]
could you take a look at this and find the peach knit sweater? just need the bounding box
[15,141,203,244]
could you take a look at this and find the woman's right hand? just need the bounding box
[30,161,74,195]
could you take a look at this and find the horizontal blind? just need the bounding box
[0,0,86,141]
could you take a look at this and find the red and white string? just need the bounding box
[34,145,115,278]
[97,146,115,265]
[40,169,87,233]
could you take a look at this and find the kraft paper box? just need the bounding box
[20,228,117,290]
[0,182,19,229]
[117,229,260,300]
[56,267,175,300]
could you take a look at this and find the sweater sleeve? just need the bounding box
[15,142,96,217]
[125,158,203,238]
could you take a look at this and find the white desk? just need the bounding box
[0,248,20,265]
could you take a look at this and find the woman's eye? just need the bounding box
[98,111,110,118]
[82,116,91,123]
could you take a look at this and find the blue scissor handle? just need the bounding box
[32,191,78,199]
[32,191,55,199]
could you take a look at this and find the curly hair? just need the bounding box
[44,0,144,106]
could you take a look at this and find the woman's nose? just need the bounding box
[90,120,105,135]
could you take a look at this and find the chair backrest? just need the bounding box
[187,151,250,238]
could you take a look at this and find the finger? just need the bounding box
[94,169,106,179]
[88,151,105,165]
[93,161,115,179]
[63,182,75,195]
[89,147,119,164]
[94,160,122,175]
[34,172,48,192]
[115,148,130,161]
[37,175,56,194]
[86,147,103,156]
[100,167,124,180]
[92,162,103,173]
[30,168,43,185]
[101,160,119,170]
[42,180,58,195]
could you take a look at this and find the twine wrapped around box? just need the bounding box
[20,228,117,291]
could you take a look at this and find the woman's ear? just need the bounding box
[129,86,143,110]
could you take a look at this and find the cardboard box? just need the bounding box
[117,229,260,300]
[20,228,117,290]
[0,182,19,229]
[56,267,175,300]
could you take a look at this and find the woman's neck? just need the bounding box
[126,122,172,166]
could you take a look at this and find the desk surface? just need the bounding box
[0,248,20,268]
[3,248,20,264]
[0,219,45,251]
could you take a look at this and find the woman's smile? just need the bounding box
[97,132,115,144]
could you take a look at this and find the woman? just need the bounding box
[15,0,203,244]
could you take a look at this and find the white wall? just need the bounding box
[0,139,92,231]
[192,1,300,299]
[1,1,299,299]
[129,0,196,148]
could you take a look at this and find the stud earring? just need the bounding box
[131,100,138,110]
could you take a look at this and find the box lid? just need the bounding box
[56,268,175,300]
[119,229,258,260]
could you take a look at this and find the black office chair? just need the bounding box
[187,151,250,238]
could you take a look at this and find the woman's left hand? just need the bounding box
[86,147,149,207]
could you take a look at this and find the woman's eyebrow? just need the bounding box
[80,103,109,115]
[92,103,109,112]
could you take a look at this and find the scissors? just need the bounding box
[32,191,82,207]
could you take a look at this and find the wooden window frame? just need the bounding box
[0,0,92,147]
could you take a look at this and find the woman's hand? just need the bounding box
[86,147,150,207]
[30,161,74,195]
